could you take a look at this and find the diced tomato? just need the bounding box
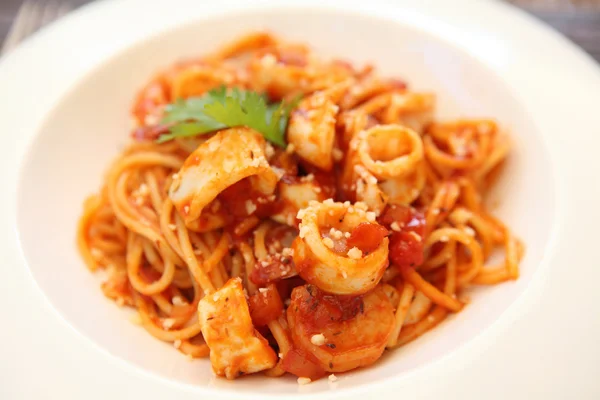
[275,276,305,300]
[218,178,277,219]
[389,231,423,268]
[346,222,388,254]
[380,205,426,268]
[248,284,284,326]
[291,285,364,330]
[281,347,326,380]
[380,205,425,233]
[250,254,297,286]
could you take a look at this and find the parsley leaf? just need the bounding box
[157,86,300,147]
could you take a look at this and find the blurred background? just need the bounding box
[1,0,599,62]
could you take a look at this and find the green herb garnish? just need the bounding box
[157,86,300,147]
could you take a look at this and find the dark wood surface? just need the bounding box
[1,0,599,62]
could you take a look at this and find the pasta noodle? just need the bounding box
[78,32,523,383]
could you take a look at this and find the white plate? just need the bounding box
[1,0,600,399]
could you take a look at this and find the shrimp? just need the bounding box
[287,91,339,171]
[198,277,277,379]
[286,284,395,374]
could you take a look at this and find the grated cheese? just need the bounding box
[297,377,312,385]
[347,247,363,259]
[310,333,326,346]
[162,318,176,330]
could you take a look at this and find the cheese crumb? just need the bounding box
[332,148,343,161]
[168,223,177,231]
[162,318,176,330]
[265,143,275,158]
[172,296,187,306]
[297,377,312,385]
[296,209,307,220]
[245,200,257,215]
[299,225,310,239]
[90,247,103,260]
[173,339,182,349]
[323,237,335,249]
[286,143,296,154]
[347,247,363,259]
[408,231,422,242]
[365,211,376,222]
[464,226,476,236]
[328,374,338,382]
[310,333,326,346]
[390,222,401,232]
[282,247,294,257]
[138,183,149,196]
[258,287,268,293]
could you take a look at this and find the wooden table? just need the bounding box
[1,0,599,62]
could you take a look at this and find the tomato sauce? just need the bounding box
[248,284,283,326]
[281,347,325,380]
[291,285,364,331]
[249,254,296,286]
[379,205,426,268]
[346,222,388,254]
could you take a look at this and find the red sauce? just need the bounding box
[380,205,426,268]
[247,284,283,327]
[131,124,170,141]
[291,285,364,331]
[301,162,337,199]
[249,254,296,286]
[275,276,305,301]
[281,347,325,380]
[270,151,299,177]
[346,222,388,254]
[132,80,169,123]
[216,179,283,234]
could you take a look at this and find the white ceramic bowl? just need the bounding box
[15,4,554,395]
[3,1,600,399]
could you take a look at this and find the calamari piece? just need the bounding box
[379,92,435,134]
[271,178,328,227]
[169,127,279,223]
[286,284,395,373]
[287,91,338,171]
[343,124,425,211]
[292,200,389,295]
[198,277,277,379]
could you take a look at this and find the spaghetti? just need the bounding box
[77,32,523,383]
